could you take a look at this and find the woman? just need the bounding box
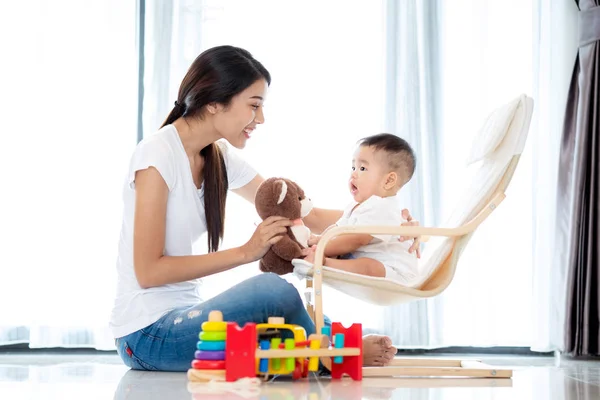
[110,45,421,372]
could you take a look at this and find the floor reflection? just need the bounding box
[0,355,598,400]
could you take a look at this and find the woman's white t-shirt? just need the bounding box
[110,125,257,338]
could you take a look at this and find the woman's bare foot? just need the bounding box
[362,334,396,366]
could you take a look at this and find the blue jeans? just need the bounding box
[115,273,331,372]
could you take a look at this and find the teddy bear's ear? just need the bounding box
[274,179,288,205]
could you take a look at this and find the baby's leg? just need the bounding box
[323,257,386,277]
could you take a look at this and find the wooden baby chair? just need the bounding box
[302,94,534,379]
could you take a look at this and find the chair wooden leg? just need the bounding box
[307,304,315,322]
[363,359,512,378]
[305,279,315,322]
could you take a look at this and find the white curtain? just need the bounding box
[429,0,536,347]
[379,0,444,347]
[376,0,569,349]
[531,0,579,352]
[142,0,555,350]
[0,0,137,349]
[0,0,577,351]
[432,0,578,350]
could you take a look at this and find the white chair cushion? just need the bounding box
[467,96,521,165]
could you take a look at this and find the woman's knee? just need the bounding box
[251,273,303,310]
[251,273,293,294]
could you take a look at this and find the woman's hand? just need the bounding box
[399,209,421,259]
[241,216,292,262]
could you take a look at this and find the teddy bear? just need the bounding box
[254,177,313,275]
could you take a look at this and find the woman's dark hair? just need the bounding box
[161,45,271,252]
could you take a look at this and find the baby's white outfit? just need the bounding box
[335,195,419,284]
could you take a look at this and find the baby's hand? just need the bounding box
[399,209,421,259]
[308,234,321,247]
[301,245,317,263]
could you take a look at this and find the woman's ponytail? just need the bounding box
[201,144,228,252]
[161,101,187,128]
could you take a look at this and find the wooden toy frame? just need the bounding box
[188,312,364,382]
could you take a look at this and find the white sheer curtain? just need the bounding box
[531,0,579,352]
[0,0,575,351]
[141,0,548,350]
[379,0,444,347]
[378,0,558,349]
[432,0,536,347]
[434,0,578,350]
[0,0,137,349]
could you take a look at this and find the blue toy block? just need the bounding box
[333,333,345,364]
[259,340,270,373]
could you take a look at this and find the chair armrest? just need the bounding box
[314,191,506,260]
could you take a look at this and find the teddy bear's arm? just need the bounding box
[271,234,303,261]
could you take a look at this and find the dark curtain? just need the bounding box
[559,0,600,356]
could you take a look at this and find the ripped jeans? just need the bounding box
[115,273,330,372]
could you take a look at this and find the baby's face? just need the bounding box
[349,145,389,203]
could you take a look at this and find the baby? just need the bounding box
[293,133,419,284]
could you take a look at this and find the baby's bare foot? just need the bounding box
[317,333,396,372]
[362,334,396,366]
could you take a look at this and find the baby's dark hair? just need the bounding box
[358,133,416,185]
